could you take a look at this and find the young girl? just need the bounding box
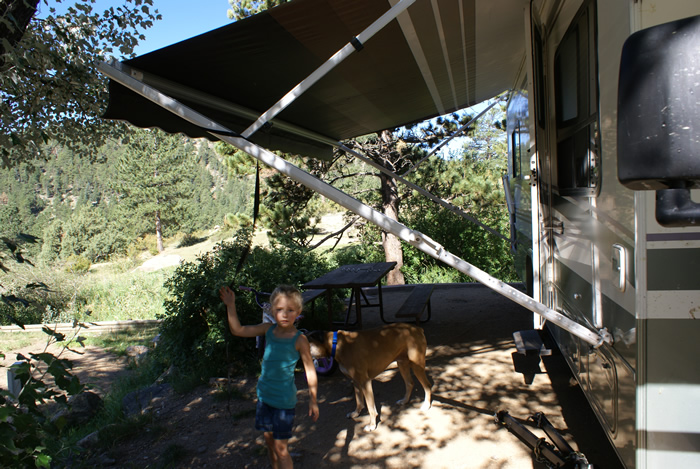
[219,285,319,469]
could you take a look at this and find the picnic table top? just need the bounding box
[302,262,397,290]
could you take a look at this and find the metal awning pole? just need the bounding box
[241,0,417,139]
[98,60,611,348]
[109,63,340,148]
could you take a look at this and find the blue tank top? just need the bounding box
[257,325,301,409]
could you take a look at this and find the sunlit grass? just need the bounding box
[79,269,170,322]
[85,325,160,355]
[0,331,48,352]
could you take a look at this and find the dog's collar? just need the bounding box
[331,331,338,359]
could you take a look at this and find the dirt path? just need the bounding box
[1,284,624,468]
[1,340,132,398]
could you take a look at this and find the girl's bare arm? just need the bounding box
[297,334,320,422]
[219,286,269,338]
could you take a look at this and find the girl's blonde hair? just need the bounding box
[270,284,303,311]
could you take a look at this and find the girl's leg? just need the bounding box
[263,432,279,468]
[272,438,292,469]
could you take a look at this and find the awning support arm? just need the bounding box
[108,61,340,147]
[241,0,418,139]
[98,60,612,348]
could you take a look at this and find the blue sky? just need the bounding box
[132,0,232,55]
[43,0,233,55]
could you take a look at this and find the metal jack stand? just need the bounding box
[495,410,593,469]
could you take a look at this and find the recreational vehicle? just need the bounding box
[504,1,700,467]
[100,0,700,467]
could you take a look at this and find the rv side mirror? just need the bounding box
[617,15,700,227]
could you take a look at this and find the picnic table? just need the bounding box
[302,261,397,329]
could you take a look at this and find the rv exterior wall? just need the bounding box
[508,1,700,468]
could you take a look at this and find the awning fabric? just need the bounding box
[102,0,526,159]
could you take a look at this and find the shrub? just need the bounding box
[155,228,331,382]
[64,255,91,274]
[126,235,159,259]
[0,266,76,327]
[329,240,383,268]
[0,326,86,468]
[177,232,205,248]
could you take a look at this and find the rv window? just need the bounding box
[533,26,546,129]
[553,0,600,196]
[512,123,521,178]
[556,31,579,122]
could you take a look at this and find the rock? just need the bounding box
[125,345,150,366]
[156,364,176,384]
[122,383,172,418]
[126,345,149,356]
[77,430,100,448]
[51,391,103,429]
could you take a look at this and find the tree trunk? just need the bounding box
[379,170,405,285]
[155,210,164,253]
[0,0,39,68]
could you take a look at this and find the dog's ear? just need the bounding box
[305,330,326,344]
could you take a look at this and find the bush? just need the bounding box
[0,266,76,327]
[155,228,331,382]
[126,235,159,259]
[0,327,86,468]
[64,255,91,274]
[177,232,206,248]
[328,241,383,268]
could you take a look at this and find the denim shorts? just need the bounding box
[255,400,295,440]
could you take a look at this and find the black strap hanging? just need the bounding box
[233,160,261,276]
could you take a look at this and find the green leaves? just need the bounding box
[157,231,331,378]
[227,0,289,21]
[0,323,86,468]
[0,0,162,167]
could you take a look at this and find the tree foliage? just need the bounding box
[156,229,331,379]
[111,129,199,252]
[0,135,251,268]
[0,0,161,167]
[0,325,86,468]
[395,104,516,282]
[227,0,288,21]
[216,143,336,249]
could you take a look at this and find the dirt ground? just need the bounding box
[1,284,625,469]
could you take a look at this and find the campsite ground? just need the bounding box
[2,283,624,468]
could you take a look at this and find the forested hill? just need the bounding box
[0,133,252,265]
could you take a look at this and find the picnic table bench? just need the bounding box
[390,284,434,324]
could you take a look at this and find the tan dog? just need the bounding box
[307,323,432,431]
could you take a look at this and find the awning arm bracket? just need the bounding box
[98,59,611,348]
[241,0,418,139]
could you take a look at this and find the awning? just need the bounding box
[102,0,527,159]
[99,0,613,347]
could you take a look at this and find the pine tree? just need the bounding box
[112,129,197,252]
